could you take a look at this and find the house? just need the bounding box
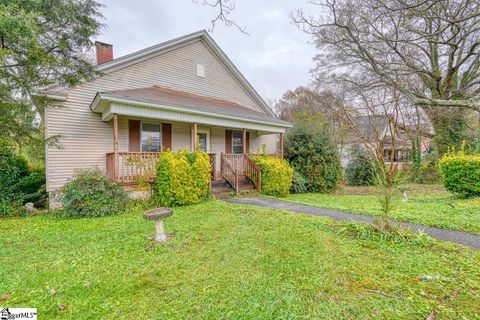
[338,115,430,166]
[38,30,291,204]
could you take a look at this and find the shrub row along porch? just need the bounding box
[93,86,291,192]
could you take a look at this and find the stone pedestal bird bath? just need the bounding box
[144,207,173,242]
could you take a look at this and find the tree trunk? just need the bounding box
[423,107,467,156]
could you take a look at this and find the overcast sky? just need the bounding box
[98,0,316,103]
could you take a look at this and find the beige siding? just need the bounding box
[251,133,278,154]
[171,123,191,151]
[46,39,266,192]
[210,127,225,175]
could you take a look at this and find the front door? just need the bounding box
[196,129,210,152]
[196,129,215,180]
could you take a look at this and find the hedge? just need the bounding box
[253,156,293,197]
[284,124,341,193]
[154,150,210,206]
[439,154,480,198]
[0,145,46,216]
[345,145,375,186]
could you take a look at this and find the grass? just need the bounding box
[284,184,480,235]
[1,200,480,319]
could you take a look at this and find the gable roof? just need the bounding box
[90,85,291,127]
[93,30,275,116]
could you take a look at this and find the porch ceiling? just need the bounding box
[90,86,291,133]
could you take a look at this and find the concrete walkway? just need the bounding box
[225,197,480,250]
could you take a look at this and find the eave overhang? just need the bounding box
[90,93,291,133]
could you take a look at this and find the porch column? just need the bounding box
[113,113,119,181]
[191,123,198,151]
[242,128,247,154]
[279,132,284,159]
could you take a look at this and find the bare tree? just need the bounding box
[293,0,480,154]
[194,0,248,34]
[274,86,340,121]
[326,81,417,229]
[274,86,352,153]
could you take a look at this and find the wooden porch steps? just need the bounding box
[211,176,257,199]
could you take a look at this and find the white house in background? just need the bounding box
[38,30,291,203]
[339,115,431,166]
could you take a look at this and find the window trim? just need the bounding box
[141,121,162,152]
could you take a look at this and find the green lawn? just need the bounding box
[1,201,480,319]
[284,184,480,235]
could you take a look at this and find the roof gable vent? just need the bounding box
[196,64,205,78]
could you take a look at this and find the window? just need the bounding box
[141,123,161,152]
[384,149,409,162]
[384,149,392,161]
[396,150,409,162]
[232,131,243,154]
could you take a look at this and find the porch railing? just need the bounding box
[220,153,262,193]
[208,153,216,180]
[223,153,245,175]
[221,153,239,193]
[106,152,217,183]
[244,154,261,192]
[106,152,161,183]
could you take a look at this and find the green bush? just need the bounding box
[417,159,440,184]
[345,145,375,186]
[290,171,308,194]
[439,153,480,198]
[285,122,342,193]
[154,150,210,206]
[253,156,293,197]
[60,168,128,217]
[409,145,440,184]
[0,145,46,216]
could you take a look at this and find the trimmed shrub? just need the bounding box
[285,123,342,193]
[253,156,293,197]
[439,153,480,198]
[0,145,46,216]
[60,168,128,217]
[290,171,308,194]
[345,145,375,186]
[154,150,210,206]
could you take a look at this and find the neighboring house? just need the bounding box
[339,115,430,166]
[37,30,291,204]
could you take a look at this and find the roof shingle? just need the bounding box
[100,86,290,126]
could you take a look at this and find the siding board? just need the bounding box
[225,130,232,154]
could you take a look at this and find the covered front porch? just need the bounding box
[91,86,291,192]
[104,121,282,183]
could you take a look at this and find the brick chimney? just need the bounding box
[95,41,113,64]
